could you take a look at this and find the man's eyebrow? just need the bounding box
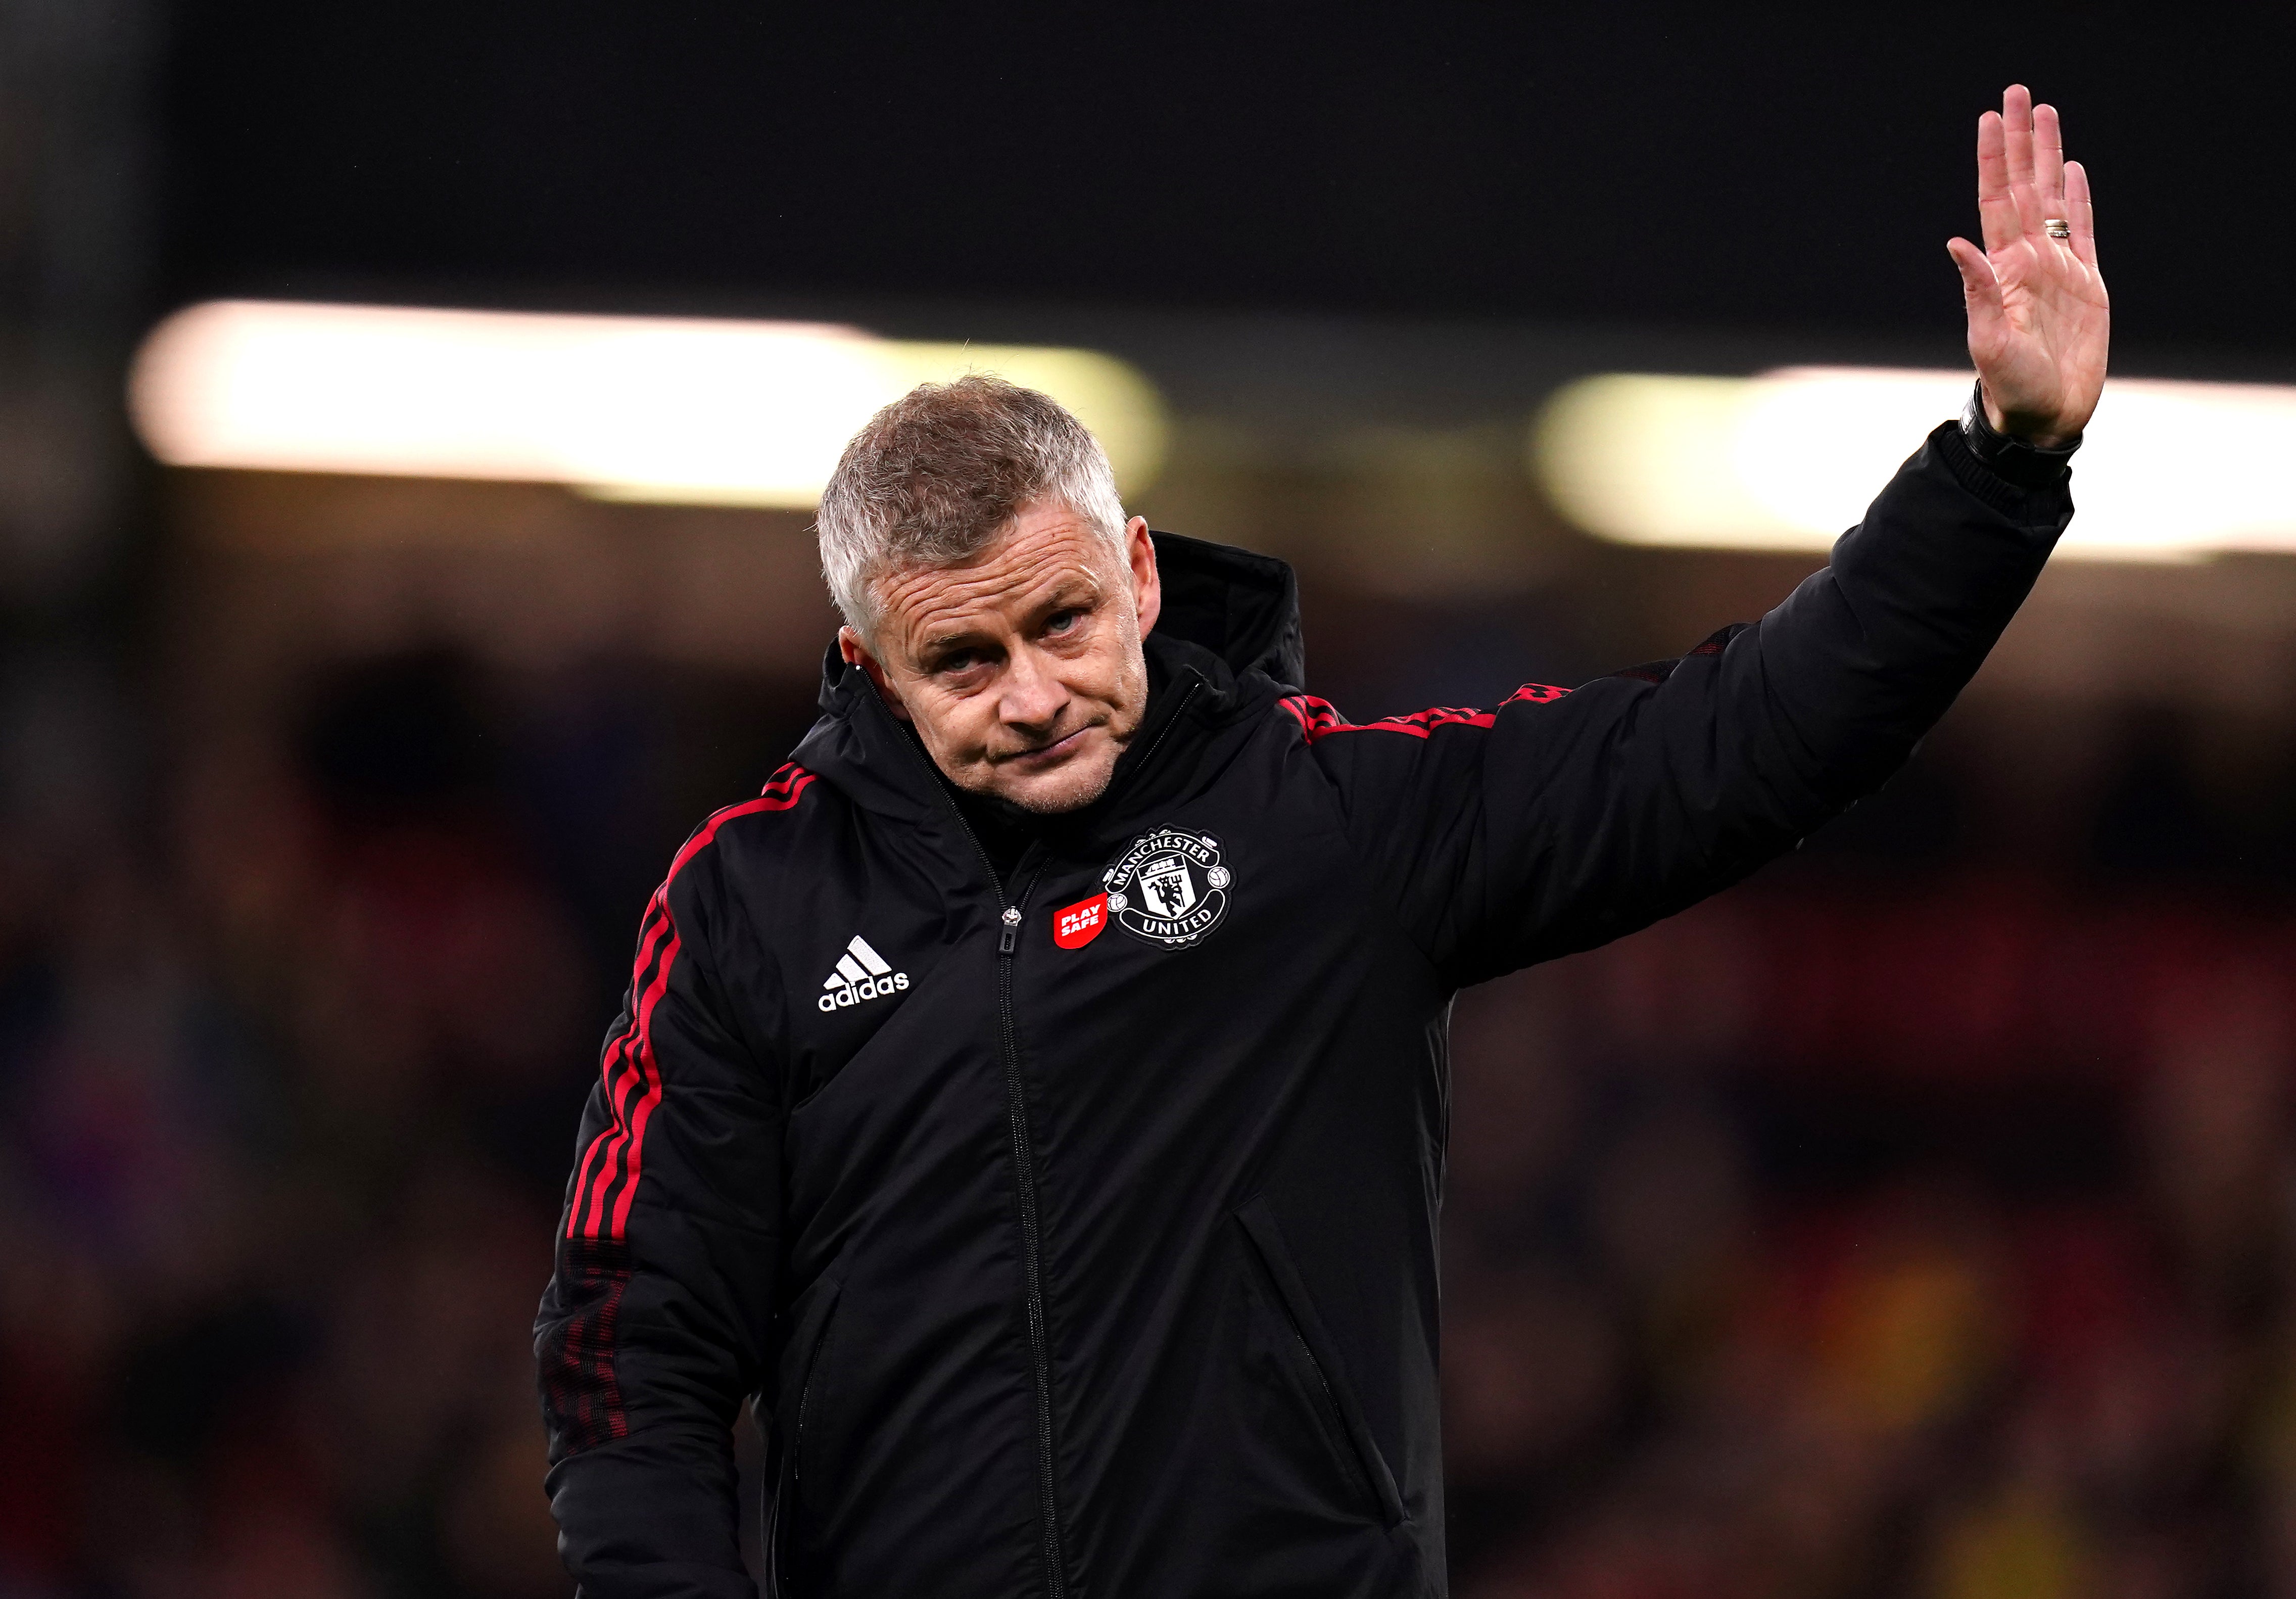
[917,628,987,660]
[1035,575,1105,610]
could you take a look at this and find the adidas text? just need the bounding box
[819,935,910,1012]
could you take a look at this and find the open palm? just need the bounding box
[1946,85,2110,447]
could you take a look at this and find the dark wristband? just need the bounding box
[1960,381,2080,489]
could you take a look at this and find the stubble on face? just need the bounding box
[847,504,1158,815]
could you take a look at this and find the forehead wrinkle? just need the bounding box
[877,517,1117,659]
[917,570,1104,653]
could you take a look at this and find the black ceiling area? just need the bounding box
[162,7,2287,354]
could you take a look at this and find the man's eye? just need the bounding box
[937,651,981,674]
[1045,610,1079,635]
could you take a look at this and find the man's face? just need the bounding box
[840,502,1162,815]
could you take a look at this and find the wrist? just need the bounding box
[1978,383,2074,450]
[1963,381,2081,489]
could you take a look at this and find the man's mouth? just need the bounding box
[1002,725,1094,769]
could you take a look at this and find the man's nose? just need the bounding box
[999,646,1069,731]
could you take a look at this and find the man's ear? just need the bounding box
[838,625,912,723]
[1125,516,1162,637]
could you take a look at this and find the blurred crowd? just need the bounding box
[1446,880,2296,1599]
[5,636,2296,1599]
[0,644,814,1598]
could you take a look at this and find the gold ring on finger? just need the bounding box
[2044,218,2071,239]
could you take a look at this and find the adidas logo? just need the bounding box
[818,934,910,1012]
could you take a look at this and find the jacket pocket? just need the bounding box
[1236,1197,1406,1528]
[769,1271,844,1596]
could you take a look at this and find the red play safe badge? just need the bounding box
[1052,892,1108,950]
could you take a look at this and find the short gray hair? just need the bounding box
[816,373,1127,637]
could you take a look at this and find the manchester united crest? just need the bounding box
[1103,827,1232,949]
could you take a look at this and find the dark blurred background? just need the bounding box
[9,7,2296,1596]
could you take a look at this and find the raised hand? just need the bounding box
[1946,84,2110,447]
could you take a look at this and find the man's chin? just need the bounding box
[987,747,1121,816]
[995,767,1117,816]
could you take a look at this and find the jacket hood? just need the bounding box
[1144,531,1304,689]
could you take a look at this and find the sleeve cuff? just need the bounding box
[1960,380,2080,490]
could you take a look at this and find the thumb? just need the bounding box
[1947,238,2005,345]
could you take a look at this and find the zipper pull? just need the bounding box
[998,905,1021,955]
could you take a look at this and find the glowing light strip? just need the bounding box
[129,300,1168,506]
[1533,367,2296,562]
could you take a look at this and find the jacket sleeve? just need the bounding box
[1298,420,2072,987]
[535,843,783,1599]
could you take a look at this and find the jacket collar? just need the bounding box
[793,532,1303,838]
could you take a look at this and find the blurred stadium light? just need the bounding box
[1534,367,2296,562]
[128,300,1168,506]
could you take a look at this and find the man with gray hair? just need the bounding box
[813,376,1156,821]
[539,85,2106,1598]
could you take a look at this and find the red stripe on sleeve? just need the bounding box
[579,900,682,1238]
[1279,684,1570,745]
[566,901,674,1236]
[564,766,816,1243]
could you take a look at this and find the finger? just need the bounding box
[2001,83,2040,235]
[2034,102,2067,222]
[2002,84,2035,184]
[1975,110,2019,253]
[2065,159,2099,266]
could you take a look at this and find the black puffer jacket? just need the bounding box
[537,422,2072,1598]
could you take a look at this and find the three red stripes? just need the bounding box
[565,764,816,1241]
[1279,682,1571,745]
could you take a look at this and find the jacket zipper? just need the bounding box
[792,1360,821,1484]
[768,1382,816,1596]
[995,863,1062,1599]
[1286,1327,1378,1512]
[880,676,1204,1599]
[771,1296,842,1595]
